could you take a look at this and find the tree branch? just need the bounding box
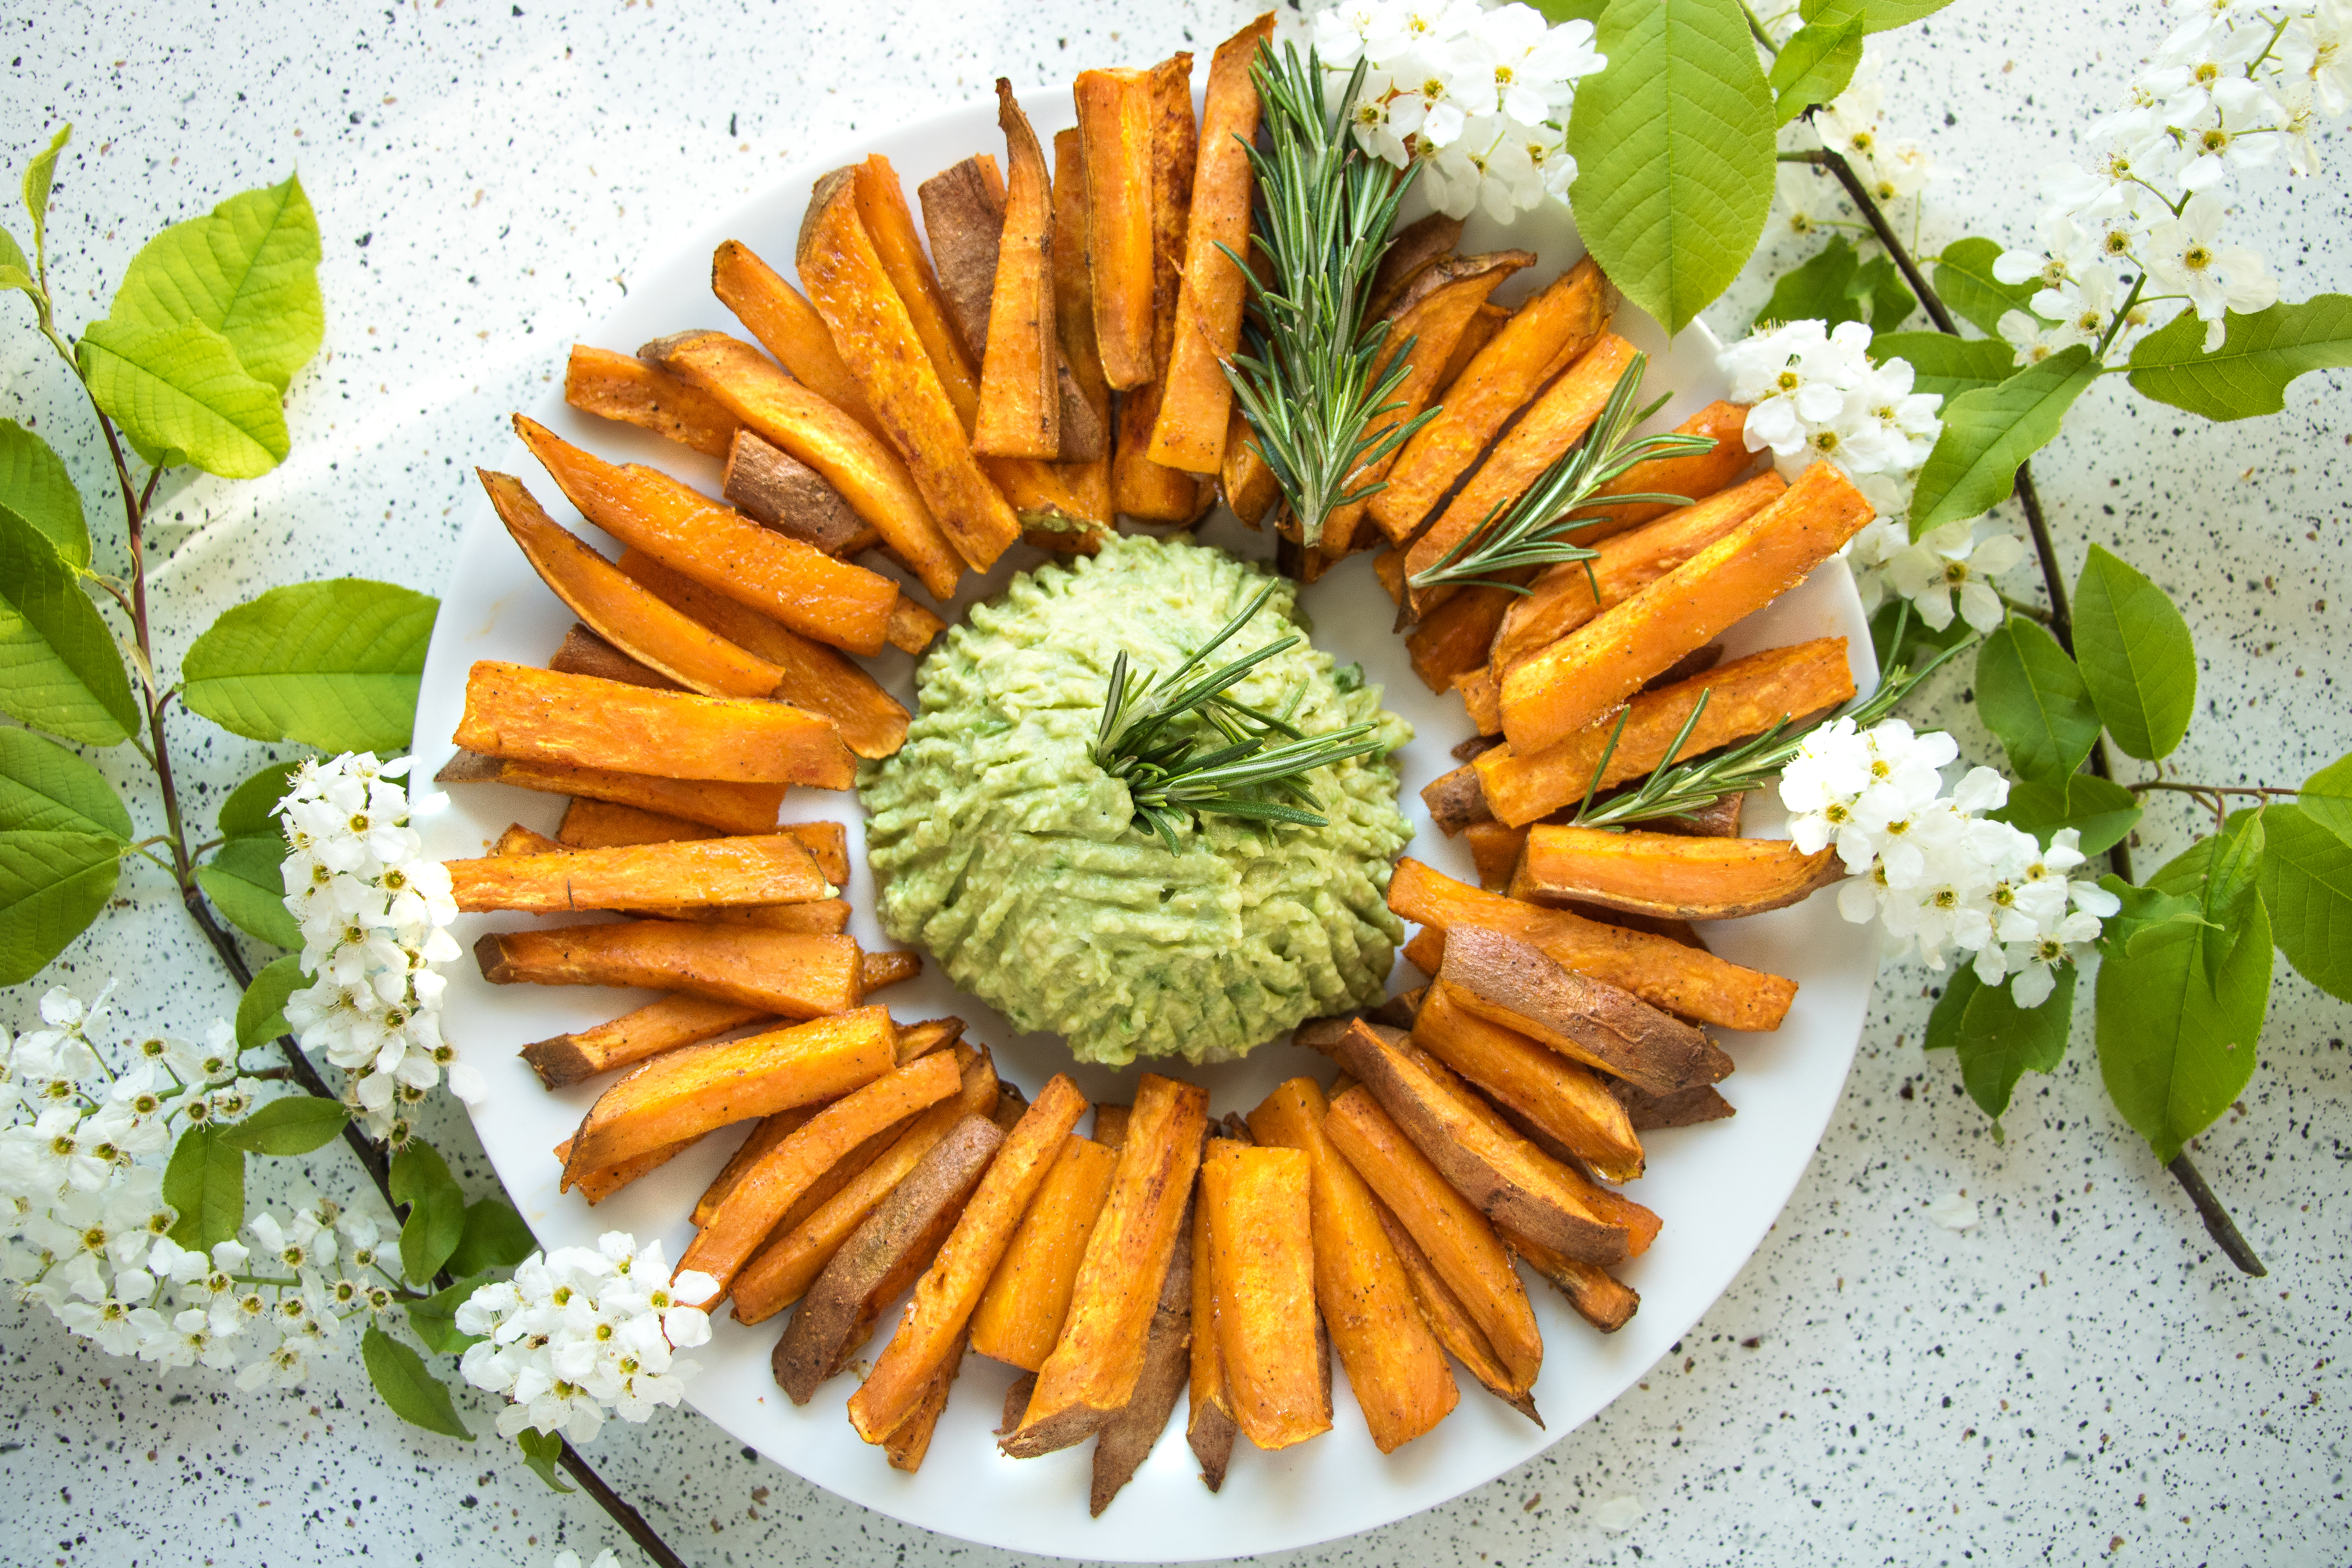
[2168,1152,2267,1276]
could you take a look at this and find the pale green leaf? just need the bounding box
[1849,253,1916,333]
[2256,803,2352,1003]
[1570,0,1778,336]
[0,730,130,838]
[1974,617,2100,784]
[2126,295,2352,421]
[0,419,89,568]
[0,507,138,745]
[218,758,303,842]
[2199,808,2265,987]
[162,1124,245,1251]
[1933,236,2043,338]
[445,1200,537,1278]
[0,829,122,984]
[218,1096,350,1156]
[1873,330,2019,399]
[514,1428,575,1493]
[2073,544,2196,762]
[1770,17,1866,123]
[22,124,69,262]
[1870,596,1974,671]
[360,1324,474,1441]
[1909,345,2098,534]
[181,580,437,754]
[236,952,306,1051]
[109,173,324,394]
[1956,962,2076,1126]
[0,224,29,293]
[196,835,300,949]
[406,1271,494,1356]
[1991,774,2141,856]
[1799,0,1959,31]
[392,1140,469,1286]
[2298,749,2352,845]
[77,316,289,479]
[1532,0,1609,20]
[2096,874,2213,960]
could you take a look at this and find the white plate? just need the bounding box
[410,73,1880,1564]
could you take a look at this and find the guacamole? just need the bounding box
[858,533,1413,1066]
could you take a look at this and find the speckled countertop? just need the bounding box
[2,2,2346,1564]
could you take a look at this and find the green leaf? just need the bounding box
[162,1124,245,1251]
[1799,0,1958,31]
[181,580,438,754]
[1908,345,2099,535]
[2297,749,2352,846]
[78,316,289,479]
[2199,808,2265,987]
[1570,0,1778,337]
[0,730,130,837]
[514,1428,575,1493]
[0,419,89,568]
[217,1095,350,1156]
[236,952,306,1050]
[392,1140,470,1286]
[0,224,30,294]
[1992,773,2142,856]
[1921,965,1980,1053]
[0,507,138,746]
[108,173,324,395]
[1869,596,1975,672]
[1974,617,2100,784]
[1933,236,2044,339]
[2096,874,2214,960]
[197,834,300,949]
[406,1270,494,1356]
[1849,252,1916,334]
[2125,295,2352,422]
[218,758,303,842]
[22,124,69,262]
[1955,962,2078,1127]
[0,830,122,984]
[360,1323,474,1442]
[1871,330,2021,399]
[445,1200,537,1278]
[1753,234,1861,331]
[1769,17,1866,124]
[2096,842,2270,1163]
[2256,803,2352,1003]
[2073,544,2196,762]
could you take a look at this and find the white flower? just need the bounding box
[1999,307,2080,368]
[1776,162,1837,239]
[2143,193,2278,349]
[1881,521,2028,633]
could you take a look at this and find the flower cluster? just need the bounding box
[0,987,401,1388]
[1314,0,1607,221]
[1994,2,2350,360]
[275,753,474,1142]
[457,1234,713,1443]
[1800,55,1937,212]
[1780,719,2120,1006]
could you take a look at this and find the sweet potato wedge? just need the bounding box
[1565,400,1752,541]
[1412,983,1644,1183]
[553,798,719,849]
[475,922,861,1016]
[884,1329,966,1473]
[514,415,900,655]
[1389,858,1799,1033]
[1517,825,1842,921]
[1365,212,1465,320]
[1475,637,1855,828]
[560,1005,893,1177]
[1438,927,1731,1096]
[691,1104,818,1231]
[1407,577,1527,693]
[1107,54,1208,522]
[973,83,1062,460]
[969,1133,1119,1372]
[1437,302,1509,392]
[613,548,909,760]
[1001,1072,1208,1457]
[554,1131,696,1204]
[1368,1192,1538,1425]
[1090,1187,1194,1515]
[720,429,877,559]
[1048,128,1117,517]
[1199,1142,1330,1451]
[1501,462,1875,751]
[520,993,769,1089]
[1145,12,1275,474]
[1074,67,1158,390]
[797,167,1022,571]
[1091,1103,1130,1150]
[850,1075,1090,1443]
[710,238,885,440]
[1186,1145,1241,1490]
[545,624,670,690]
[918,154,1006,358]
[1219,410,1280,527]
[1489,470,1789,673]
[1249,1077,1457,1454]
[1323,1085,1541,1396]
[563,344,741,457]
[455,659,854,789]
[449,833,831,915]
[850,154,986,427]
[1610,1076,1737,1131]
[773,1111,1004,1401]
[434,750,782,835]
[1504,1228,1640,1334]
[1421,762,1495,837]
[485,821,849,934]
[1463,818,1527,893]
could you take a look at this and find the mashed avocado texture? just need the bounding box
[858,533,1412,1067]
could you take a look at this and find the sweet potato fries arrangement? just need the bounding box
[435,6,1872,1512]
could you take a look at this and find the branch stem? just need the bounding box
[2167,1152,2267,1276]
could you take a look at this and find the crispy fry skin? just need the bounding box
[613,547,909,760]
[972,83,1062,460]
[1389,857,1798,1036]
[1146,13,1275,474]
[884,1329,967,1472]
[1516,825,1843,921]
[1109,54,1210,521]
[1048,128,1117,530]
[640,332,962,598]
[1365,212,1465,319]
[1474,637,1855,828]
[554,1132,697,1203]
[1199,1142,1330,1451]
[1089,1189,1194,1515]
[1609,1076,1737,1131]
[553,798,719,849]
[1437,928,1731,1097]
[1501,463,1875,751]
[547,624,671,690]
[521,993,769,1089]
[851,155,987,427]
[1369,1193,1539,1425]
[563,344,742,457]
[513,415,899,654]
[456,659,855,788]
[679,1050,964,1305]
[918,154,1006,357]
[560,1005,893,1176]
[710,238,886,439]
[1419,761,1493,838]
[448,833,830,914]
[850,1075,1091,1442]
[969,1134,1118,1371]
[475,921,861,1015]
[1503,1229,1640,1334]
[1249,1077,1457,1454]
[1413,984,1645,1183]
[1091,1103,1131,1150]
[797,168,1023,571]
[1490,471,1789,673]
[1323,1085,1542,1395]
[1075,68,1158,390]
[1565,400,1753,540]
[1186,1151,1240,1489]
[1001,1072,1209,1457]
[721,420,878,558]
[434,750,783,835]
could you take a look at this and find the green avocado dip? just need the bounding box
[857,533,1413,1067]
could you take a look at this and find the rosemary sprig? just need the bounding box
[1569,638,1976,830]
[1408,352,1717,596]
[1092,581,1388,852]
[1216,42,1436,551]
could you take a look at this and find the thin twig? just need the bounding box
[2128,781,2299,800]
[2167,1152,2267,1276]
[557,1447,691,1568]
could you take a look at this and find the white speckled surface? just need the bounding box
[2,2,2346,1564]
